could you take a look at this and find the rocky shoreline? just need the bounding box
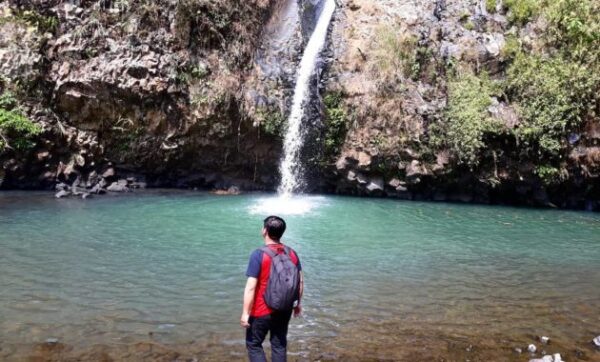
[2,331,599,362]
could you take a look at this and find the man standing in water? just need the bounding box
[241,216,303,362]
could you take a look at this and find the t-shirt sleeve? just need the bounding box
[246,249,262,278]
[294,251,302,271]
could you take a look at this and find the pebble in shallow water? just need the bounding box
[529,353,562,362]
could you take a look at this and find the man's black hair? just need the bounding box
[263,215,286,240]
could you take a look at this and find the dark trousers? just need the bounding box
[246,310,293,362]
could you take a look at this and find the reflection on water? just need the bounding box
[0,191,599,361]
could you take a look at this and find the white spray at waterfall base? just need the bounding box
[278,0,336,196]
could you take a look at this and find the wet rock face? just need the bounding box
[0,0,281,190]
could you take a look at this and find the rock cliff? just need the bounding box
[325,0,599,209]
[1,0,599,210]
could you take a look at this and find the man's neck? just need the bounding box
[264,238,281,245]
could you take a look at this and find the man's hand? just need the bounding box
[240,312,250,328]
[241,277,257,329]
[293,304,302,318]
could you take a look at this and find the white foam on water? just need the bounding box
[278,0,336,196]
[249,195,327,216]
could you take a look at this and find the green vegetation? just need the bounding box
[6,9,59,34]
[255,108,285,137]
[177,64,210,84]
[500,34,521,60]
[429,0,599,186]
[544,0,600,61]
[501,0,599,159]
[437,72,503,167]
[535,164,566,185]
[486,0,496,13]
[503,0,540,25]
[0,92,42,153]
[464,20,475,31]
[506,54,596,156]
[323,91,348,156]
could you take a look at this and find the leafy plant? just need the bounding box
[438,72,504,167]
[506,53,598,157]
[504,0,540,25]
[486,0,497,13]
[15,10,59,34]
[256,108,284,137]
[535,164,566,185]
[0,92,42,153]
[323,91,348,156]
[500,34,521,61]
[544,0,600,62]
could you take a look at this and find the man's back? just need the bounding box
[241,216,304,362]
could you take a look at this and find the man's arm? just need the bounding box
[241,277,257,328]
[294,271,304,317]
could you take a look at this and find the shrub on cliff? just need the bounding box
[503,0,540,25]
[323,91,348,157]
[504,0,599,158]
[433,72,504,168]
[0,91,41,153]
[506,54,597,157]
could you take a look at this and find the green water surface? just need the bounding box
[0,191,599,360]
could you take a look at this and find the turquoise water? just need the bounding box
[1,191,599,360]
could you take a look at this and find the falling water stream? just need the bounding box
[278,0,336,196]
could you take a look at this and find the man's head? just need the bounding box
[262,215,286,241]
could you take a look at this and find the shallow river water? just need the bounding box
[1,191,599,361]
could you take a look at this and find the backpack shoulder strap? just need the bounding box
[261,246,277,258]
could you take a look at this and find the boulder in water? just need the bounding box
[529,354,562,362]
[540,336,550,344]
[55,182,69,191]
[55,190,70,198]
[107,179,129,192]
[211,186,241,195]
[528,357,551,362]
[593,335,600,347]
[528,344,537,353]
[366,178,384,192]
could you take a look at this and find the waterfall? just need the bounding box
[278,0,336,196]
